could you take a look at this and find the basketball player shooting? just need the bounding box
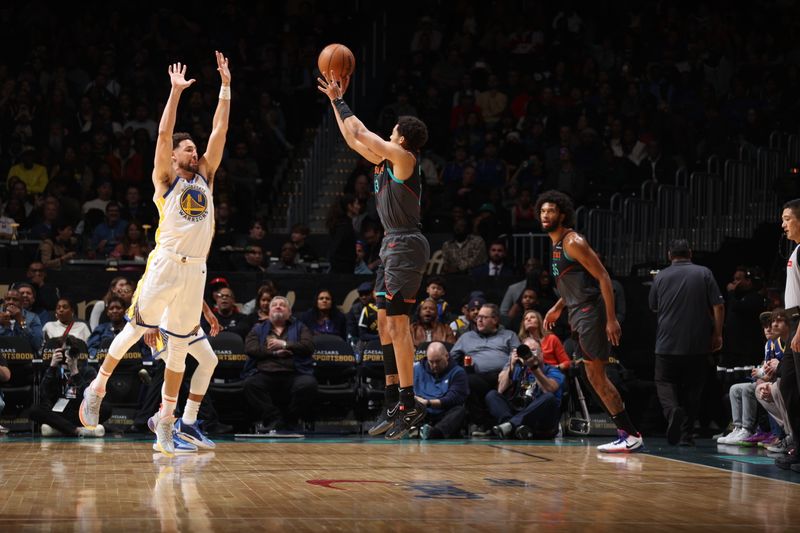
[80,51,231,456]
[318,69,430,440]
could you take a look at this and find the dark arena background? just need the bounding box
[1,0,800,530]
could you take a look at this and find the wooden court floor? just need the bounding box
[0,436,799,532]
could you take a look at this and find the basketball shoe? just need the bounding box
[148,412,177,457]
[385,401,427,440]
[367,402,400,436]
[597,430,644,453]
[152,433,198,454]
[175,419,216,450]
[79,387,104,429]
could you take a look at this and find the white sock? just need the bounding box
[182,399,201,425]
[91,368,111,395]
[159,393,178,419]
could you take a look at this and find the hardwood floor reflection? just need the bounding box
[0,438,798,531]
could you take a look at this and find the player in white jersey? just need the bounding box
[80,52,231,456]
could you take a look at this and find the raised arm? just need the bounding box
[200,51,231,187]
[153,63,195,186]
[317,72,394,167]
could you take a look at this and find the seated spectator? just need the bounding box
[89,277,134,331]
[120,185,157,227]
[110,221,151,261]
[326,194,359,274]
[82,179,113,215]
[248,284,277,325]
[27,195,61,240]
[0,197,23,239]
[43,298,91,344]
[441,218,487,273]
[411,298,456,347]
[719,309,786,446]
[354,240,373,274]
[290,223,317,263]
[299,289,347,339]
[201,287,252,340]
[449,296,485,338]
[29,341,109,438]
[0,288,43,352]
[237,244,267,273]
[346,282,374,342]
[90,201,128,258]
[500,258,542,316]
[7,146,48,195]
[414,341,469,440]
[518,310,571,372]
[11,282,47,339]
[450,303,521,435]
[486,337,565,439]
[471,239,515,278]
[38,221,80,270]
[87,296,129,359]
[267,242,307,274]
[244,296,317,433]
[26,261,60,313]
[507,288,550,331]
[510,188,538,233]
[424,276,452,324]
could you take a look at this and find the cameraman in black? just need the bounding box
[29,337,110,437]
[485,337,565,439]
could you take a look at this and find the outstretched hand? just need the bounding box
[215,51,231,85]
[316,70,347,101]
[168,63,195,91]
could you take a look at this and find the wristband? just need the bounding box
[333,98,354,120]
[219,85,231,100]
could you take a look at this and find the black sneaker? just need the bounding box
[367,402,400,436]
[385,402,427,440]
[775,448,799,470]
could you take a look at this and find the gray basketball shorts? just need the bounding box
[569,300,611,361]
[375,231,430,305]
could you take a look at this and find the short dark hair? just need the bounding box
[784,199,800,219]
[291,223,310,236]
[426,276,446,291]
[668,238,691,258]
[106,296,126,309]
[172,132,193,148]
[534,190,575,227]
[481,303,499,318]
[397,116,428,152]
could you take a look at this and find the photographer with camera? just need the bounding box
[29,338,110,437]
[485,337,565,439]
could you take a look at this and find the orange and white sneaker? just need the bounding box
[597,430,644,453]
[79,387,104,429]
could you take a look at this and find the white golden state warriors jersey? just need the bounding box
[154,174,214,258]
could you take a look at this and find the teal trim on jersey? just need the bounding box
[387,167,403,184]
[562,247,575,263]
[375,291,387,296]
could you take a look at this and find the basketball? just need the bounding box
[318,43,355,81]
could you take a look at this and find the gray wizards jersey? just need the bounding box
[374,159,422,232]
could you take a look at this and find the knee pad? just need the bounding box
[165,335,190,374]
[107,322,149,360]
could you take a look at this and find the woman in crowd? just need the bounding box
[110,221,151,261]
[518,310,570,371]
[89,276,134,330]
[299,288,347,339]
[43,297,91,343]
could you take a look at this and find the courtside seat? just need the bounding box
[312,334,358,421]
[0,336,39,429]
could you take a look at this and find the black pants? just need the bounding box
[424,405,467,439]
[779,320,800,440]
[654,354,707,439]
[466,371,500,428]
[485,390,560,436]
[243,371,318,427]
[30,400,112,436]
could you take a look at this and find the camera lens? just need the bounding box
[517,343,532,360]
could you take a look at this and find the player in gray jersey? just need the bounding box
[318,71,430,440]
[536,190,643,453]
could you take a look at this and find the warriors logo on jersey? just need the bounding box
[179,184,209,222]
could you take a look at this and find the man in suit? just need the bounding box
[471,240,514,278]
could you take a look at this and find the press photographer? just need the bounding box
[29,338,110,437]
[485,337,565,439]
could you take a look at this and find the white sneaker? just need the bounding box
[149,412,177,457]
[597,431,643,453]
[79,386,104,429]
[76,424,105,438]
[41,424,61,437]
[0,424,9,434]
[718,427,747,444]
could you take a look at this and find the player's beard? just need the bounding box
[543,219,561,234]
[179,160,199,174]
